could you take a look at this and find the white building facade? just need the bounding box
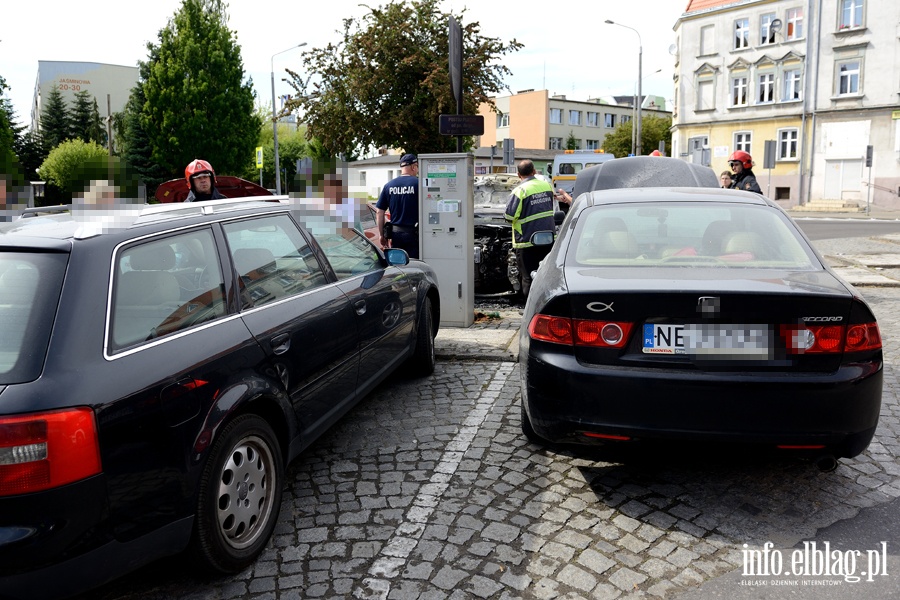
[673,0,900,208]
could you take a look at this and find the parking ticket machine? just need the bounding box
[417,153,474,327]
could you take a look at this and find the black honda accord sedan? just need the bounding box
[519,187,882,465]
[0,198,439,599]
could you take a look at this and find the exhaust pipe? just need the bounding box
[814,455,838,473]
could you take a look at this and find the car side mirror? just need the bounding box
[553,210,566,226]
[530,230,555,246]
[384,248,410,266]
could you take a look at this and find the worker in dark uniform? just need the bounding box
[376,154,420,258]
[728,151,762,194]
[184,159,226,202]
[505,159,556,298]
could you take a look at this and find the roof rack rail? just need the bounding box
[132,195,288,225]
[20,205,72,218]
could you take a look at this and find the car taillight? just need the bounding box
[0,408,101,497]
[574,319,634,348]
[529,314,634,348]
[779,322,881,354]
[528,314,573,344]
[846,323,881,351]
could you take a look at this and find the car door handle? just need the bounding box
[270,333,291,355]
[354,299,367,316]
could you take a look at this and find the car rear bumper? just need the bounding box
[0,475,193,600]
[522,350,883,458]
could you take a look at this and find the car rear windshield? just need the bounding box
[0,252,67,384]
[570,202,819,269]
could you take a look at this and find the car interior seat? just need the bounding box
[589,217,640,259]
[701,220,738,255]
[721,231,764,257]
[114,245,183,347]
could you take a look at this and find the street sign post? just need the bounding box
[256,146,264,186]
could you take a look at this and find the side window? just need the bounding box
[111,228,226,351]
[316,229,383,280]
[223,214,328,310]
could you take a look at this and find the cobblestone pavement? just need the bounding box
[87,238,900,600]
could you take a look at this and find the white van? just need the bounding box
[551,150,615,195]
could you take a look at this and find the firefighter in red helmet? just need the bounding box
[649,149,662,156]
[184,159,226,202]
[727,150,762,194]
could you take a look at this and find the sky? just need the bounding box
[2,0,689,131]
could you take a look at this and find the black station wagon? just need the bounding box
[0,197,440,599]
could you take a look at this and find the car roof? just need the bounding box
[573,156,720,198]
[0,197,288,247]
[581,186,776,208]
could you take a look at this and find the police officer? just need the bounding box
[505,160,555,298]
[377,154,420,258]
[184,159,226,202]
[728,151,762,194]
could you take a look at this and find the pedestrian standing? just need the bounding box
[376,154,420,258]
[728,151,762,194]
[505,160,556,298]
[720,171,733,188]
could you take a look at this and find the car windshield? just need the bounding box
[569,202,819,269]
[0,252,68,384]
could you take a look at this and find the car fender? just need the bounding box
[189,370,296,467]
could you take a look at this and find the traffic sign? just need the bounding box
[255,146,264,169]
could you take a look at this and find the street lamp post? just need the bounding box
[271,43,306,195]
[605,20,642,155]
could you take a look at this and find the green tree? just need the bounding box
[0,75,26,187]
[141,0,261,177]
[69,90,105,145]
[600,115,672,158]
[40,85,71,151]
[565,131,578,150]
[285,0,522,157]
[38,139,134,202]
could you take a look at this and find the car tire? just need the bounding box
[192,414,283,574]
[521,402,544,445]
[409,296,435,376]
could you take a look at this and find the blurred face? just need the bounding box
[729,160,744,175]
[191,173,212,193]
[720,174,731,186]
[323,178,344,205]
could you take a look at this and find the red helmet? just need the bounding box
[185,159,216,188]
[649,150,662,156]
[729,150,752,169]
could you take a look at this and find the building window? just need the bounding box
[734,18,750,49]
[586,112,599,127]
[621,115,632,123]
[697,78,715,111]
[586,139,600,150]
[604,113,616,128]
[786,7,804,40]
[734,131,752,154]
[549,108,562,124]
[731,76,748,106]
[839,0,863,29]
[549,137,563,150]
[758,73,775,103]
[760,13,778,45]
[497,112,509,127]
[836,60,860,95]
[777,128,799,160]
[569,110,582,126]
[783,69,802,101]
[360,171,366,187]
[700,25,715,55]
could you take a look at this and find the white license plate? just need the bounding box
[643,323,772,358]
